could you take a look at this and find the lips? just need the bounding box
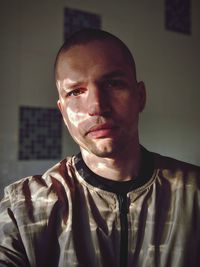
[86,123,118,138]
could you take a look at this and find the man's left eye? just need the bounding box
[105,80,124,88]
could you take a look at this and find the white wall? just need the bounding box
[0,0,199,198]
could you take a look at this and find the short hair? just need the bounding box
[54,28,136,79]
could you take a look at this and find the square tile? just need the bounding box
[19,107,62,160]
[64,8,101,40]
[165,0,191,34]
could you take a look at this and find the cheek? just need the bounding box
[62,101,86,133]
[113,93,139,116]
[113,99,140,130]
[65,106,81,128]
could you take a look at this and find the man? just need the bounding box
[0,29,199,267]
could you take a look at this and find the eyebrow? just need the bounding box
[101,70,126,80]
[62,70,126,91]
[62,81,85,91]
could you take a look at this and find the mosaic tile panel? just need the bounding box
[19,107,62,160]
[165,0,191,34]
[64,8,101,40]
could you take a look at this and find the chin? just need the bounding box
[92,151,115,158]
[82,137,127,158]
[89,144,121,158]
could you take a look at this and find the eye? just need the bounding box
[66,88,85,97]
[104,79,125,89]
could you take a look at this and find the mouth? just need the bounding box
[86,123,118,139]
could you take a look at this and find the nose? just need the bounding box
[87,84,111,116]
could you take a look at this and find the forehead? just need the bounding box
[56,40,132,81]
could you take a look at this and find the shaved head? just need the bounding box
[54,28,137,81]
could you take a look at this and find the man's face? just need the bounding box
[56,40,145,158]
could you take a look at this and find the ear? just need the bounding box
[57,99,69,127]
[137,81,146,112]
[57,99,65,120]
[57,99,62,113]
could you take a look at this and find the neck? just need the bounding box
[80,143,141,182]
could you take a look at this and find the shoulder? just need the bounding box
[3,157,76,205]
[152,151,200,189]
[153,151,200,173]
[0,157,79,225]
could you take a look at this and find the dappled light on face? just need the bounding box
[57,77,88,128]
[55,44,142,165]
[66,106,86,128]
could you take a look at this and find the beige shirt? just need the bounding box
[0,152,200,267]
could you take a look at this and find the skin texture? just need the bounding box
[56,40,146,181]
